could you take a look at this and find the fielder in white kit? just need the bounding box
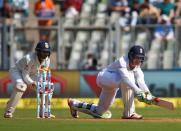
[4,41,55,118]
[68,45,152,119]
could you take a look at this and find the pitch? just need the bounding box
[0,108,181,131]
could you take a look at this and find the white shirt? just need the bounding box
[105,56,149,93]
[13,52,50,85]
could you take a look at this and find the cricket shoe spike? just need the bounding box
[122,113,143,119]
[67,98,79,118]
[4,112,13,118]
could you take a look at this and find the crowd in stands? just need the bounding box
[0,0,29,26]
[108,0,176,25]
[1,0,179,26]
[1,0,181,70]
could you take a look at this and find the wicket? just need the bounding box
[36,69,52,118]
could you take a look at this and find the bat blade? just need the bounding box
[153,97,174,110]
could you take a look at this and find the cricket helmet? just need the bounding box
[35,41,51,59]
[35,41,51,52]
[128,45,145,62]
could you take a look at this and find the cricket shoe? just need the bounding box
[67,98,79,118]
[45,112,56,118]
[122,113,143,119]
[4,112,13,118]
[40,113,56,118]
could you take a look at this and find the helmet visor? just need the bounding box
[133,55,145,65]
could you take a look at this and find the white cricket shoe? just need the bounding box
[122,113,143,119]
[67,98,79,118]
[40,112,56,118]
[45,112,56,118]
[4,112,13,118]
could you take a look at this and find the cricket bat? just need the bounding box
[151,97,174,110]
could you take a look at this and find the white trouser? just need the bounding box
[121,82,135,117]
[5,88,24,114]
[120,69,136,117]
[5,67,27,114]
[96,70,136,116]
[96,70,120,114]
[97,88,118,114]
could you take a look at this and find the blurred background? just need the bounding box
[0,0,181,105]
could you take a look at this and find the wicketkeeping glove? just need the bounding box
[28,81,37,91]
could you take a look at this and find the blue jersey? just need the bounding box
[154,23,173,37]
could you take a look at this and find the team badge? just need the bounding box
[140,48,143,53]
[45,42,49,48]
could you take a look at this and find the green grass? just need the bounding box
[0,108,181,131]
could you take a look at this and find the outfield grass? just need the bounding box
[0,108,181,131]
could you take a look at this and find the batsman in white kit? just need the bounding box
[68,45,153,119]
[4,41,55,118]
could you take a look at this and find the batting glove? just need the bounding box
[145,92,153,105]
[136,91,146,102]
